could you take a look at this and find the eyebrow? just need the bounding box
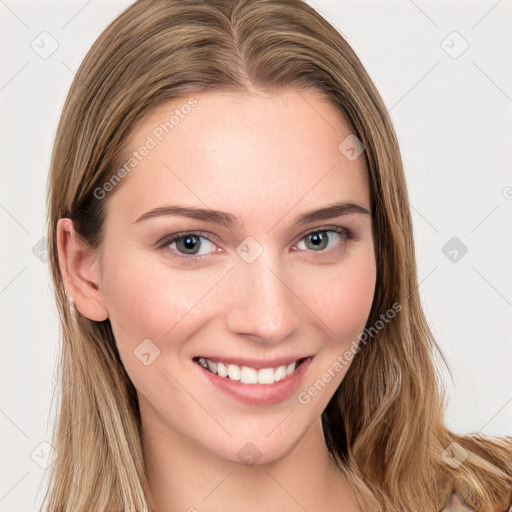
[132,201,371,228]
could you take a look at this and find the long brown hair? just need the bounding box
[44,0,512,510]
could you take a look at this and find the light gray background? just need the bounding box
[1,1,511,510]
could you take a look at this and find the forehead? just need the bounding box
[106,89,370,225]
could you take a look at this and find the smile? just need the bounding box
[193,357,309,385]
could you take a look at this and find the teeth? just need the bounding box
[240,366,258,384]
[286,362,296,376]
[207,359,217,373]
[258,368,274,384]
[197,358,301,384]
[217,362,228,378]
[274,365,287,382]
[227,364,240,381]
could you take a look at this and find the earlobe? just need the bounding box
[56,218,109,322]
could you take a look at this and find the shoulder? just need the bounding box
[442,488,512,512]
[442,490,476,512]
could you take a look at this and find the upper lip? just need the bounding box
[193,355,312,369]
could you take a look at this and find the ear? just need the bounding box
[56,218,109,322]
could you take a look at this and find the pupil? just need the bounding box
[179,235,200,254]
[309,232,327,250]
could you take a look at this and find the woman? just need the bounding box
[44,0,512,510]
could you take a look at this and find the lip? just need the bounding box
[194,356,313,406]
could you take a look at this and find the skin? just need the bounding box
[57,89,376,511]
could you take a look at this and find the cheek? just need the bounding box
[99,252,207,405]
[307,248,376,340]
[103,242,208,319]
[100,249,203,349]
[295,251,376,408]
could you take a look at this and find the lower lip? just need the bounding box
[196,358,312,406]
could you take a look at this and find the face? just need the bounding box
[95,89,376,464]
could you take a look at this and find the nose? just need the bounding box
[224,251,302,345]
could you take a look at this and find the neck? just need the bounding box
[141,399,362,512]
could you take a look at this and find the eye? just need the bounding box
[294,226,353,252]
[155,231,219,262]
[155,225,354,264]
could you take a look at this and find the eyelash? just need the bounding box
[155,225,355,264]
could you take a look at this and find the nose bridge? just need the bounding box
[225,248,300,343]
